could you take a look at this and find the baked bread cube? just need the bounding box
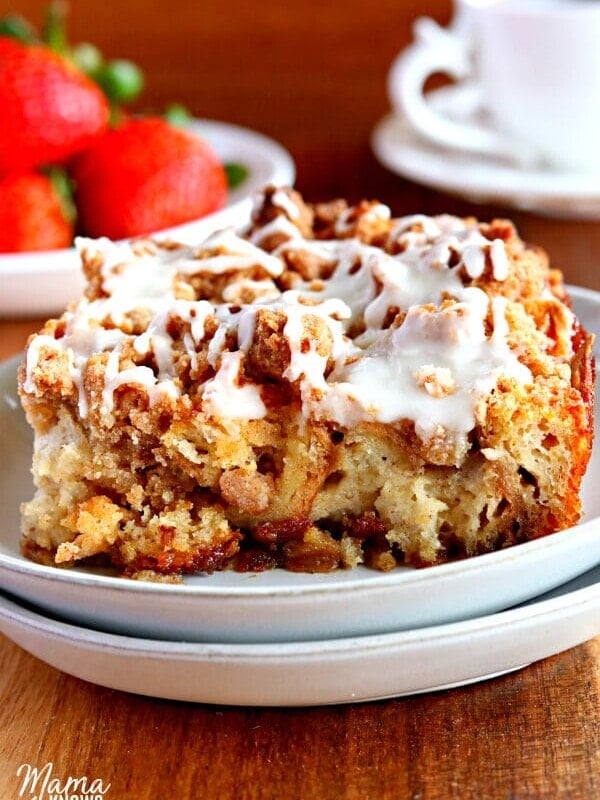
[19,186,595,579]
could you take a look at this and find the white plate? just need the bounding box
[1,288,599,644]
[372,85,600,218]
[0,564,598,706]
[0,119,295,318]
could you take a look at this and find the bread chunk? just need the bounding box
[19,187,595,577]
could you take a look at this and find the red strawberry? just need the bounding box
[0,37,109,173]
[72,117,228,239]
[0,35,24,62]
[0,172,73,252]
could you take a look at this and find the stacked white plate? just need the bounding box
[1,286,599,706]
[371,85,600,219]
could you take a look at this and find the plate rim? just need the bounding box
[2,575,597,704]
[1,281,599,601]
[0,568,598,657]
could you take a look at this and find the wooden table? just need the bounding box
[1,1,599,797]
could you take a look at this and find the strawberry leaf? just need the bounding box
[45,166,77,225]
[225,162,249,189]
[165,103,192,128]
[0,14,38,43]
[71,42,104,75]
[94,59,145,104]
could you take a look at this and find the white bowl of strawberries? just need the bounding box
[0,11,294,316]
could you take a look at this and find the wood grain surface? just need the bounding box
[0,633,598,800]
[0,1,599,798]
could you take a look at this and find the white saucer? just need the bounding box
[1,288,599,644]
[0,119,295,318]
[0,562,598,706]
[372,85,600,218]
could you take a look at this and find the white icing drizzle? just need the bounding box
[293,241,380,328]
[249,215,303,247]
[313,290,531,438]
[334,203,391,237]
[101,347,178,413]
[202,351,266,420]
[278,292,351,404]
[271,189,302,220]
[276,237,339,268]
[462,245,486,279]
[181,229,283,277]
[490,239,510,281]
[24,202,538,445]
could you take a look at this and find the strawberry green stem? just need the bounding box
[45,166,77,225]
[42,0,68,54]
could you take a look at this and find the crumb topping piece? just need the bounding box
[23,188,559,450]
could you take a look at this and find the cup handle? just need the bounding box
[388,17,535,164]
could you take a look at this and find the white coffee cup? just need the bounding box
[389,0,600,171]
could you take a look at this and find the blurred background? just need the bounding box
[0,0,452,201]
[0,0,598,286]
